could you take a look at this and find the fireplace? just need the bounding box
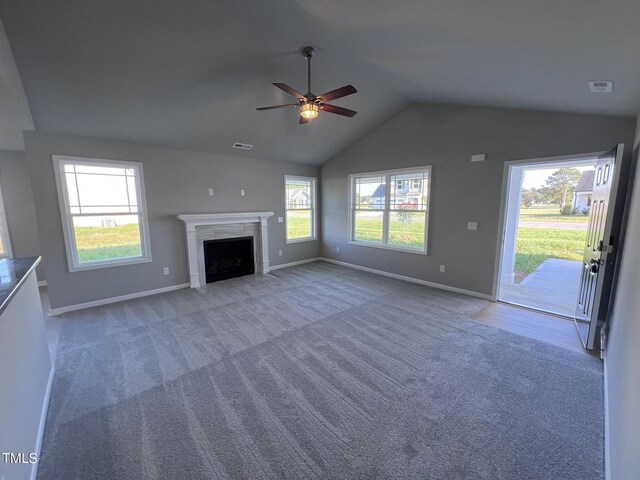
[203,236,255,283]
[177,212,273,288]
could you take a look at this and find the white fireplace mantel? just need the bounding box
[177,212,274,288]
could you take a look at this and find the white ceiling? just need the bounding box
[1,0,639,163]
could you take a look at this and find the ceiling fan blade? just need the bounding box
[299,115,311,125]
[317,85,357,102]
[256,103,299,111]
[321,103,357,118]
[273,83,306,100]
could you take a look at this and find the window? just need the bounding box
[0,181,12,258]
[350,167,431,254]
[285,175,316,242]
[53,155,151,271]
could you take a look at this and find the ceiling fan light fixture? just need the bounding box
[300,103,319,119]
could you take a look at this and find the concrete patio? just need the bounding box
[499,258,582,317]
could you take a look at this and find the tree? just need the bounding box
[544,167,582,210]
[521,187,542,207]
[396,204,415,242]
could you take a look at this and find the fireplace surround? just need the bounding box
[177,212,274,288]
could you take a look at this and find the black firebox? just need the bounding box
[203,236,255,283]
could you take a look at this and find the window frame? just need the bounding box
[348,166,431,255]
[284,175,317,244]
[0,179,13,258]
[52,154,152,272]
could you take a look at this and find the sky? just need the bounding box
[522,166,594,190]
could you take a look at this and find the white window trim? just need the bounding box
[348,166,431,255]
[52,155,152,272]
[0,179,13,258]
[284,175,317,244]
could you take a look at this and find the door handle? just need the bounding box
[589,258,599,275]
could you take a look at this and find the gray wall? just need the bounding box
[0,150,43,280]
[24,132,320,309]
[606,115,640,480]
[321,103,636,295]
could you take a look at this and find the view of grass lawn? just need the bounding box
[515,228,585,276]
[354,215,425,248]
[286,210,313,239]
[519,204,589,223]
[74,223,142,263]
[514,204,589,281]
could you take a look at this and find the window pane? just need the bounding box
[389,171,429,211]
[354,210,384,243]
[286,179,312,209]
[75,164,127,176]
[76,173,130,208]
[65,173,80,207]
[388,211,426,249]
[80,206,132,214]
[126,176,138,206]
[73,214,142,263]
[286,210,312,239]
[354,176,386,210]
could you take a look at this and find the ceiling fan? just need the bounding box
[256,46,357,124]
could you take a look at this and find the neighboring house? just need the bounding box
[573,169,595,210]
[287,187,311,208]
[370,179,423,209]
[370,184,386,209]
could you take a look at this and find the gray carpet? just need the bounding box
[38,261,604,479]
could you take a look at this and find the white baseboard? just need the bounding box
[320,257,492,300]
[604,354,611,480]
[269,257,322,271]
[37,280,47,287]
[31,366,55,480]
[48,283,190,316]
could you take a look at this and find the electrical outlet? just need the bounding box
[467,221,478,231]
[336,246,340,253]
[440,265,446,273]
[240,189,245,196]
[163,267,170,275]
[208,188,213,196]
[278,217,283,223]
[278,250,283,256]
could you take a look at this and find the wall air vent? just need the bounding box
[232,142,254,150]
[589,81,613,93]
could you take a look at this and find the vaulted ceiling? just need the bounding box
[1,0,639,164]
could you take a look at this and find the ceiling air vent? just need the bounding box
[589,81,613,93]
[232,142,253,150]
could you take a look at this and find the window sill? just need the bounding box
[348,240,427,255]
[69,256,152,272]
[286,237,317,244]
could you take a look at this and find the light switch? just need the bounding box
[468,221,478,231]
[240,189,245,196]
[278,217,283,223]
[208,188,213,196]
[440,265,446,273]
